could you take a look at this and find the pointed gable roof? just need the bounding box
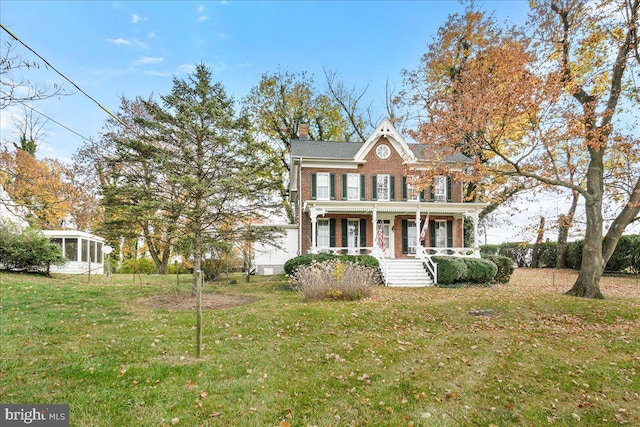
[353,118,416,163]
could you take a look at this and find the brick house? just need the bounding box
[288,118,487,286]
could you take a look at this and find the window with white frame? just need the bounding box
[434,176,447,202]
[377,174,390,201]
[347,174,360,200]
[435,220,447,247]
[347,219,360,250]
[317,173,330,200]
[407,220,418,253]
[317,219,330,248]
[407,182,420,201]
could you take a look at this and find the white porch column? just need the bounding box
[372,207,378,247]
[415,207,421,252]
[309,206,326,254]
[470,211,480,257]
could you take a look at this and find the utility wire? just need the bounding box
[1,23,127,127]
[18,101,93,143]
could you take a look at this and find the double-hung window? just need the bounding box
[407,183,420,201]
[347,174,360,200]
[316,172,330,200]
[317,219,330,249]
[347,219,360,252]
[377,174,390,201]
[434,176,447,202]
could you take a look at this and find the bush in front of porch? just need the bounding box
[433,256,498,286]
[283,254,379,275]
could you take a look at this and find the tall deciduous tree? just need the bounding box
[0,148,75,228]
[403,1,639,298]
[141,64,282,356]
[243,69,369,223]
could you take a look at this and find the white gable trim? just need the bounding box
[354,118,416,163]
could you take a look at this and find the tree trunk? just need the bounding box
[531,216,545,268]
[557,190,579,269]
[566,158,605,299]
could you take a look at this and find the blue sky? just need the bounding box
[1,1,530,162]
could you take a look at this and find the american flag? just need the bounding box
[378,222,386,251]
[419,214,429,242]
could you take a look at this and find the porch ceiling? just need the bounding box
[303,200,487,215]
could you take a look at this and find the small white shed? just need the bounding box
[43,230,106,275]
[254,224,298,275]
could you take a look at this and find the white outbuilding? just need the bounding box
[42,230,106,275]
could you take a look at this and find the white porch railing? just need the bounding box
[416,246,438,285]
[424,247,480,258]
[371,246,388,286]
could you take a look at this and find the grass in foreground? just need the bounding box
[1,269,639,426]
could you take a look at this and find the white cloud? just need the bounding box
[220,1,228,5]
[198,15,209,22]
[131,14,141,23]
[148,31,157,39]
[136,56,164,65]
[198,5,206,12]
[106,38,130,46]
[176,64,196,74]
[144,70,172,77]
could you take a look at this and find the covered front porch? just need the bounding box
[303,200,484,259]
[302,200,486,286]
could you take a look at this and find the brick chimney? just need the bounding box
[298,123,309,140]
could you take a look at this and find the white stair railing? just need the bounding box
[371,246,388,286]
[416,246,437,285]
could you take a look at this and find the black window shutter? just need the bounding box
[447,177,452,202]
[311,173,317,200]
[429,220,436,247]
[420,189,425,202]
[359,219,366,247]
[402,176,407,201]
[390,175,395,200]
[360,174,366,200]
[428,185,434,202]
[330,219,336,247]
[447,220,453,247]
[401,220,408,254]
[330,173,336,200]
[341,219,348,248]
[342,174,347,199]
[371,175,378,200]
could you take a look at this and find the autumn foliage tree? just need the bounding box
[0,147,76,229]
[403,1,639,299]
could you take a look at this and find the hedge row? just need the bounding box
[432,256,497,285]
[284,254,379,275]
[480,235,640,273]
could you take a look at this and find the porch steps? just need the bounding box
[383,259,434,287]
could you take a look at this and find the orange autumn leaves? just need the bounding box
[0,147,92,229]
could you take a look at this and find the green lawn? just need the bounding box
[1,270,639,426]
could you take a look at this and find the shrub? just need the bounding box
[284,254,378,275]
[483,255,514,283]
[605,235,640,273]
[118,257,158,274]
[564,240,583,270]
[290,260,378,301]
[432,256,467,285]
[536,242,558,268]
[463,258,498,283]
[480,244,500,256]
[0,223,66,273]
[497,242,531,267]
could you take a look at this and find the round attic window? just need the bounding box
[376,144,391,159]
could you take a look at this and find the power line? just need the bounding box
[1,23,127,128]
[17,101,93,144]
